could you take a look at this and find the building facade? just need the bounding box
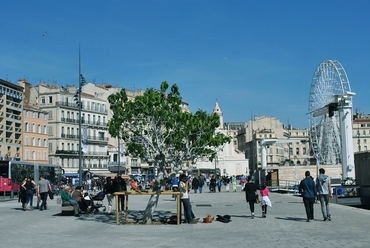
[22,105,49,163]
[353,112,370,153]
[194,102,249,177]
[236,116,310,176]
[0,79,23,160]
[31,83,109,173]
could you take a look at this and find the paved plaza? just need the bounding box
[1,188,370,248]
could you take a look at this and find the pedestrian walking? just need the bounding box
[232,175,237,192]
[316,168,333,221]
[243,176,257,219]
[299,171,316,222]
[198,174,205,193]
[191,176,199,193]
[260,181,271,218]
[37,176,51,211]
[21,176,36,211]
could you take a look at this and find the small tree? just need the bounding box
[108,81,231,223]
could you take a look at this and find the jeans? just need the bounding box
[40,192,48,210]
[25,190,34,206]
[181,198,193,223]
[318,194,330,218]
[198,186,203,193]
[303,197,315,220]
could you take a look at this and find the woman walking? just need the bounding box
[260,181,272,218]
[243,176,257,219]
[21,176,36,211]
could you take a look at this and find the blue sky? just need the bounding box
[1,1,370,129]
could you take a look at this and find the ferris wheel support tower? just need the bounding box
[336,92,356,179]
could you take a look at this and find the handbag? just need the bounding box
[255,194,261,204]
[48,190,54,200]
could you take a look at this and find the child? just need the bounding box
[260,182,272,218]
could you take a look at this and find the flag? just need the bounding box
[82,125,88,153]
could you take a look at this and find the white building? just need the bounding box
[193,102,249,177]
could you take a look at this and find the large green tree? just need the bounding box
[107,81,231,223]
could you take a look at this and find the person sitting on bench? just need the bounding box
[61,186,79,217]
[72,186,91,213]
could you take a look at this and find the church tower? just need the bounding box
[213,102,224,129]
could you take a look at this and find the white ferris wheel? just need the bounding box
[308,60,356,179]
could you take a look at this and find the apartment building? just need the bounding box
[353,112,370,152]
[237,116,310,175]
[31,82,109,173]
[22,104,49,163]
[0,79,23,160]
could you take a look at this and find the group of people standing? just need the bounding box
[19,176,52,211]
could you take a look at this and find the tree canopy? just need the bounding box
[107,81,231,175]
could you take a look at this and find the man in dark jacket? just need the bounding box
[113,174,127,212]
[299,171,316,222]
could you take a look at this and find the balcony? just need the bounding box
[61,117,78,124]
[87,135,108,142]
[55,150,79,155]
[56,101,79,109]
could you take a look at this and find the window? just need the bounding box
[296,148,300,155]
[26,151,30,160]
[48,111,52,119]
[32,151,36,160]
[38,151,41,160]
[25,122,29,132]
[44,139,47,147]
[365,139,367,144]
[26,110,29,117]
[38,125,41,133]
[25,137,29,146]
[48,126,53,135]
[44,125,47,134]
[41,97,45,104]
[38,138,41,146]
[32,138,35,146]
[32,123,35,132]
[49,96,53,103]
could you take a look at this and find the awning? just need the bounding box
[91,171,116,178]
[90,171,130,179]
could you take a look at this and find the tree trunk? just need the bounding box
[140,171,165,224]
[141,194,160,224]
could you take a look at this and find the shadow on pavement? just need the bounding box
[275,216,307,222]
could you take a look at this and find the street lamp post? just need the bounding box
[77,74,85,186]
[75,47,86,186]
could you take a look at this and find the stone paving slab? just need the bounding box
[1,189,370,248]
